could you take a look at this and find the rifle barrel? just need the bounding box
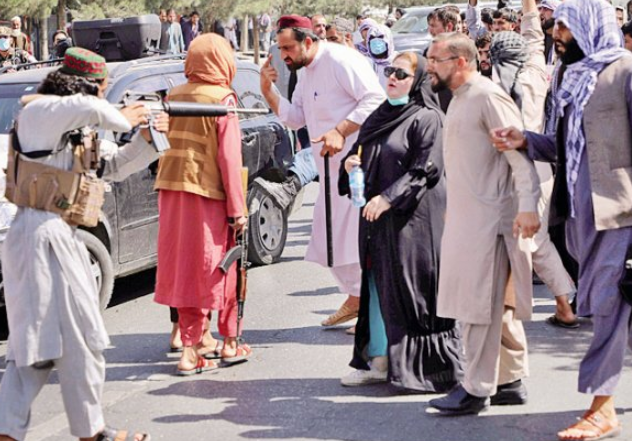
[164,102,270,117]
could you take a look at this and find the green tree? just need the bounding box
[0,0,58,59]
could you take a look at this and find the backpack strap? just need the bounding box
[10,122,55,159]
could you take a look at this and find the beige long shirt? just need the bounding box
[437,74,540,325]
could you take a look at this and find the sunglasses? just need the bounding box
[384,66,413,80]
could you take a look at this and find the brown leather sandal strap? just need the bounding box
[582,411,615,434]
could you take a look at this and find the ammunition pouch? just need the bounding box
[5,126,105,227]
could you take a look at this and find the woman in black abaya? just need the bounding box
[339,51,462,392]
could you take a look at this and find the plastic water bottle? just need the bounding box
[349,165,366,208]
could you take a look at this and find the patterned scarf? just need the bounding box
[553,0,627,217]
[489,31,529,111]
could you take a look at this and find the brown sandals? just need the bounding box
[96,426,151,441]
[558,411,622,441]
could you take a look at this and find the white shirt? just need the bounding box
[278,42,385,267]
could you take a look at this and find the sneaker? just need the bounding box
[321,303,359,326]
[253,175,300,210]
[341,368,387,387]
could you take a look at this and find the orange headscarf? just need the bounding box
[185,33,236,88]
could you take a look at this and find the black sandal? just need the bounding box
[96,426,151,441]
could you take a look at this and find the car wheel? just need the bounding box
[247,184,288,265]
[76,229,115,310]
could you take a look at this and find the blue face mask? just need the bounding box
[387,95,410,106]
[0,38,10,51]
[369,38,387,56]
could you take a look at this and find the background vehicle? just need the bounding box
[0,55,298,311]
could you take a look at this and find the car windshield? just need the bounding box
[391,11,430,34]
[0,84,39,134]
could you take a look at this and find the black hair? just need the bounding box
[37,70,104,97]
[190,10,200,17]
[623,20,632,37]
[428,7,460,30]
[481,8,494,25]
[52,29,68,40]
[396,8,405,16]
[475,32,492,48]
[493,8,518,23]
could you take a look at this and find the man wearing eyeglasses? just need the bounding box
[425,32,540,416]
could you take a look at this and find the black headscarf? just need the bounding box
[355,52,442,147]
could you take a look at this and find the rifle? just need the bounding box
[219,217,250,346]
[119,91,270,153]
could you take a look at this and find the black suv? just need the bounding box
[0,55,299,310]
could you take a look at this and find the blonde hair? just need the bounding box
[394,51,418,71]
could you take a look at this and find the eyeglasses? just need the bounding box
[384,66,413,80]
[427,56,459,65]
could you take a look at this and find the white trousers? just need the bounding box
[331,262,362,298]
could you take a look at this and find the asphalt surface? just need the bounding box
[1,183,631,441]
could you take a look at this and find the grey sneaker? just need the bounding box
[253,175,300,210]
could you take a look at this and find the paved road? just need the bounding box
[1,183,631,441]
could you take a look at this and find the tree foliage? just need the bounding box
[0,0,57,18]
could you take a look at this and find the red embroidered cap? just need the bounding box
[60,47,108,79]
[277,15,313,31]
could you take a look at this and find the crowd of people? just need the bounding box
[1,1,632,441]
[253,1,632,441]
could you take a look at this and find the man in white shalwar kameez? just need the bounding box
[259,15,385,325]
[0,48,162,441]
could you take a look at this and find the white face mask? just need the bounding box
[0,38,11,51]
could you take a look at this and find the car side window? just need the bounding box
[232,68,270,119]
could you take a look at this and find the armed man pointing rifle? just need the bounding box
[259,14,384,328]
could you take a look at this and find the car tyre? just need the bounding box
[76,229,115,310]
[247,184,288,265]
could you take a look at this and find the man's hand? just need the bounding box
[489,126,527,152]
[140,112,169,143]
[230,216,248,236]
[260,54,278,91]
[362,195,391,222]
[119,102,150,127]
[313,128,345,157]
[513,212,540,239]
[344,154,361,173]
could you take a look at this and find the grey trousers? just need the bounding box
[0,348,105,441]
[0,263,106,441]
[578,301,632,395]
[532,166,575,298]
[462,239,510,397]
